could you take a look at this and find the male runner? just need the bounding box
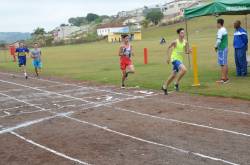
[119,34,135,88]
[16,42,29,79]
[162,28,191,95]
[30,43,42,77]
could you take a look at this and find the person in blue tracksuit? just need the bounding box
[234,20,248,77]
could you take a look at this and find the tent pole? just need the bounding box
[245,14,248,30]
[185,19,191,69]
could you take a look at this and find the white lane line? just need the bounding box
[3,111,10,115]
[10,131,91,165]
[0,109,53,118]
[112,107,250,138]
[0,72,146,98]
[0,88,24,93]
[0,79,94,104]
[1,79,249,138]
[0,106,26,112]
[0,89,242,165]
[2,71,247,117]
[0,93,47,111]
[164,101,250,116]
[63,115,240,165]
[0,112,73,134]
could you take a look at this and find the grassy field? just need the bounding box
[0,15,250,100]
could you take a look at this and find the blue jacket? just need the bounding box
[234,27,248,49]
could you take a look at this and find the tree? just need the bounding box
[141,19,150,28]
[32,27,46,36]
[146,11,164,25]
[86,13,99,22]
[68,17,87,26]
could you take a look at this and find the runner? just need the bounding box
[15,42,29,79]
[30,43,42,77]
[119,34,135,88]
[215,19,229,84]
[162,28,191,95]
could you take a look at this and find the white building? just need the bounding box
[97,25,129,37]
[123,16,144,27]
[161,0,202,17]
[53,26,81,40]
[117,8,144,18]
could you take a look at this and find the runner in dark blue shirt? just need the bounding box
[16,42,29,79]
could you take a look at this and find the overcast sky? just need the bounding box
[0,0,167,33]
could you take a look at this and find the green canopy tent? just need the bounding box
[184,0,250,67]
[185,0,250,19]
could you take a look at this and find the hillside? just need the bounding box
[0,32,31,44]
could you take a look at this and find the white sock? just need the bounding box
[24,72,27,76]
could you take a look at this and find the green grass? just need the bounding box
[0,15,250,100]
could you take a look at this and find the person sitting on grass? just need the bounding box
[162,28,191,95]
[119,34,135,88]
[30,43,42,77]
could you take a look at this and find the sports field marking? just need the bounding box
[0,79,95,104]
[161,100,250,116]
[0,93,48,111]
[64,115,240,165]
[1,72,247,117]
[10,131,91,165]
[0,106,25,112]
[0,72,147,98]
[111,107,250,138]
[0,112,72,134]
[1,79,249,138]
[0,88,242,165]
[0,88,24,93]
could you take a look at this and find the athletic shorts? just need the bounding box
[18,56,26,67]
[120,56,132,71]
[172,60,182,72]
[218,48,228,66]
[33,60,42,69]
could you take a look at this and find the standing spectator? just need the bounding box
[234,20,248,76]
[215,19,229,84]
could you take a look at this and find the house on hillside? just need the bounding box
[161,0,202,17]
[123,17,144,28]
[97,24,129,37]
[96,23,142,43]
[53,26,81,41]
[117,8,144,18]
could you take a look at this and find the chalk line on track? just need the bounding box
[1,71,248,117]
[111,107,250,138]
[1,79,249,138]
[0,72,149,98]
[0,90,242,165]
[10,131,91,165]
[0,112,72,134]
[161,100,250,116]
[64,115,240,165]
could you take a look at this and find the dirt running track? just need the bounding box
[0,71,249,165]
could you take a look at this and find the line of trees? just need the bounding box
[68,13,110,26]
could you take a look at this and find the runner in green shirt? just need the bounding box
[162,28,191,95]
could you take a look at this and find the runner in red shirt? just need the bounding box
[119,34,135,88]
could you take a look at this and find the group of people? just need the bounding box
[119,19,248,95]
[14,19,248,94]
[15,42,42,79]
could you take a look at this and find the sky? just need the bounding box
[0,0,167,33]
